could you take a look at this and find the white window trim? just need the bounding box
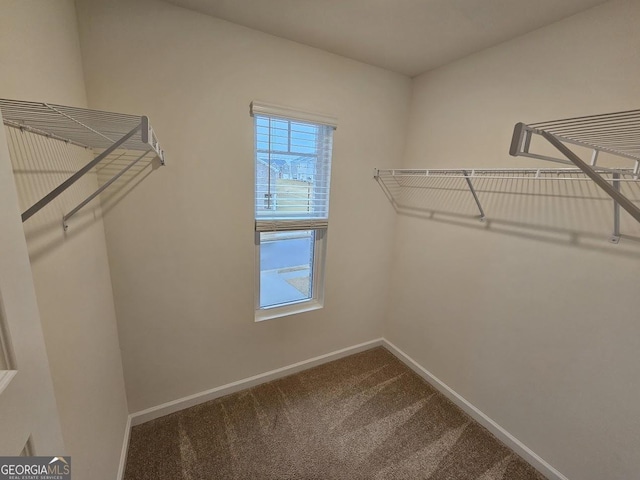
[252,101,336,321]
[250,101,338,129]
[254,228,327,322]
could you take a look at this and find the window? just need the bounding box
[251,101,336,320]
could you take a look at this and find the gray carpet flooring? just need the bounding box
[124,347,546,479]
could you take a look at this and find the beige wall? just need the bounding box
[0,1,128,479]
[387,1,640,479]
[0,99,64,457]
[75,0,411,412]
[7,1,634,478]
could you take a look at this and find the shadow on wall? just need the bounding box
[0,298,14,372]
[6,125,160,262]
[376,172,640,258]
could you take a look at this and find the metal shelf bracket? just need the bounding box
[510,109,640,243]
[0,98,167,229]
[462,170,486,222]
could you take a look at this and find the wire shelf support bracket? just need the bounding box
[0,99,166,229]
[510,109,640,242]
[374,166,640,243]
[462,170,486,222]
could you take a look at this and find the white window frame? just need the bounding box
[251,101,337,321]
[254,229,327,321]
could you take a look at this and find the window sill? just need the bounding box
[255,299,323,322]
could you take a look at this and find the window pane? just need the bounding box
[259,230,315,308]
[255,115,332,220]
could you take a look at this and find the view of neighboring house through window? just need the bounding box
[252,102,335,318]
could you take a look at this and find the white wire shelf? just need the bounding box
[375,166,640,243]
[525,109,640,162]
[0,98,166,227]
[510,109,640,230]
[376,168,640,182]
[0,99,164,155]
[374,109,640,244]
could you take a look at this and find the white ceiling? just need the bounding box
[165,0,607,77]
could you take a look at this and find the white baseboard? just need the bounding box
[381,338,569,480]
[116,414,132,480]
[129,338,384,426]
[120,337,567,480]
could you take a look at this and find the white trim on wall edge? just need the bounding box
[117,414,132,480]
[381,339,569,480]
[119,337,568,480]
[129,338,384,426]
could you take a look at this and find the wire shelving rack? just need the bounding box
[0,98,165,230]
[375,108,640,244]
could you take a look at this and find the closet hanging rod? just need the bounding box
[0,98,166,226]
[510,108,640,225]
